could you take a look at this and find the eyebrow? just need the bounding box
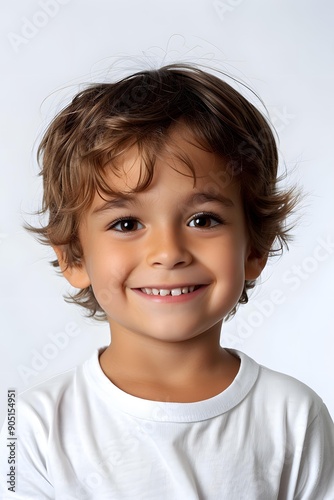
[92,194,137,215]
[92,190,234,215]
[186,192,234,208]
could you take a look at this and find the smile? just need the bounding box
[132,284,208,303]
[140,285,201,296]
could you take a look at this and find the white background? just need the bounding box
[0,0,333,426]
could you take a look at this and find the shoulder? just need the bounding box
[17,350,100,426]
[19,365,77,409]
[230,349,329,426]
[259,362,323,411]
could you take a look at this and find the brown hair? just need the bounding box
[28,63,298,320]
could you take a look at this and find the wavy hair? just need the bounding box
[27,64,299,320]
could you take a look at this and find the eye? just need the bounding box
[188,212,224,229]
[109,217,144,232]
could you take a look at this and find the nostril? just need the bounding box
[147,242,193,268]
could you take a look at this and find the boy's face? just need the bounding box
[63,126,264,343]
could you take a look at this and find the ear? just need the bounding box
[53,246,91,289]
[244,249,268,281]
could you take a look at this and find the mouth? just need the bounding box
[137,285,203,297]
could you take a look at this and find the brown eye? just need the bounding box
[110,218,143,232]
[188,213,222,228]
[194,216,211,227]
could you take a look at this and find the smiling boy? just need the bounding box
[68,129,260,403]
[1,64,333,499]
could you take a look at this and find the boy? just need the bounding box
[1,64,333,499]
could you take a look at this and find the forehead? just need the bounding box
[99,124,238,197]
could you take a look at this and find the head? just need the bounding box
[30,64,297,322]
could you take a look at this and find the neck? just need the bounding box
[99,322,240,402]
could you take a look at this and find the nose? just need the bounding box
[146,226,193,269]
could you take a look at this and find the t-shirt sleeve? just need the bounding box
[0,397,54,499]
[294,403,334,499]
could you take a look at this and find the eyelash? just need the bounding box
[188,212,226,228]
[107,216,142,232]
[107,212,226,232]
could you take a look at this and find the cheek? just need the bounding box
[85,250,129,310]
[214,256,246,316]
[215,238,247,289]
[221,257,245,291]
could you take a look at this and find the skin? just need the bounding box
[55,125,266,402]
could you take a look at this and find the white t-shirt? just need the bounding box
[1,348,333,499]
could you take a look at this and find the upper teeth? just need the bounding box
[141,286,196,296]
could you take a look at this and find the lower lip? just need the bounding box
[132,286,208,303]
